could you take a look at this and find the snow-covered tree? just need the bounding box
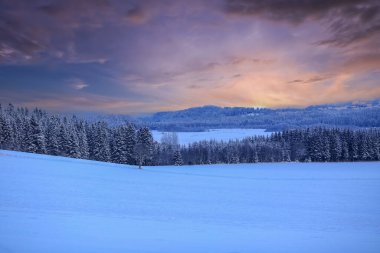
[112,124,136,164]
[134,127,153,169]
[27,116,46,154]
[173,150,183,166]
[57,124,70,156]
[45,116,60,155]
[92,122,111,162]
[0,112,11,149]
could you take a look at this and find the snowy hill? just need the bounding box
[139,99,380,131]
[1,150,380,253]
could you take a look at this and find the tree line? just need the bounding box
[0,104,153,168]
[1,104,379,167]
[179,128,380,164]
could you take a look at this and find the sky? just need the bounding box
[0,0,379,113]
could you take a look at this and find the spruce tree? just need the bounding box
[77,121,89,159]
[0,113,12,149]
[92,122,111,162]
[111,127,124,163]
[125,124,137,164]
[45,116,60,155]
[28,116,46,154]
[173,150,183,165]
[359,133,371,160]
[57,124,70,156]
[67,130,81,158]
[135,127,153,169]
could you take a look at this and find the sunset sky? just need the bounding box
[0,0,379,113]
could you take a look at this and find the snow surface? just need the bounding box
[152,128,270,145]
[1,150,380,253]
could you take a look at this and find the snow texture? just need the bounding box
[152,128,270,145]
[1,150,380,253]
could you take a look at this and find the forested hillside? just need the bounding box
[139,100,380,131]
[1,103,379,166]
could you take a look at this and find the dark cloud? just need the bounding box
[126,6,149,24]
[0,0,149,63]
[188,84,201,89]
[288,75,329,84]
[39,3,67,16]
[224,0,380,47]
[37,0,114,27]
[224,0,364,22]
[0,26,43,62]
[0,3,45,62]
[319,4,380,47]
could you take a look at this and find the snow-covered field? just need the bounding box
[152,128,270,145]
[1,150,380,253]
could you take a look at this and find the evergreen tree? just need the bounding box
[330,133,342,162]
[92,122,111,162]
[341,139,349,161]
[173,150,183,166]
[57,124,70,156]
[45,116,60,155]
[27,116,46,154]
[125,124,137,164]
[77,122,89,159]
[359,133,371,160]
[112,124,136,164]
[111,127,123,163]
[0,112,11,149]
[350,133,359,161]
[67,130,81,158]
[134,127,153,169]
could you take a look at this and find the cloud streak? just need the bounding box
[68,79,90,90]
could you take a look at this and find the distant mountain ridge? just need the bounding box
[138,99,380,131]
[152,99,380,116]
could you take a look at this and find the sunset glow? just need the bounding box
[0,0,379,113]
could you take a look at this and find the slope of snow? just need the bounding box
[1,150,380,253]
[152,128,270,145]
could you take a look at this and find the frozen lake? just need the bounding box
[152,128,270,145]
[1,150,380,253]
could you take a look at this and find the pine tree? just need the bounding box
[321,135,331,162]
[0,112,12,149]
[45,116,60,155]
[57,124,70,156]
[173,150,183,165]
[27,116,46,154]
[125,124,137,164]
[92,122,111,162]
[330,133,342,162]
[111,127,124,163]
[76,121,89,159]
[135,127,153,169]
[350,133,359,161]
[359,133,371,160]
[111,124,136,164]
[67,130,81,158]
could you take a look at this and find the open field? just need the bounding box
[1,150,380,253]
